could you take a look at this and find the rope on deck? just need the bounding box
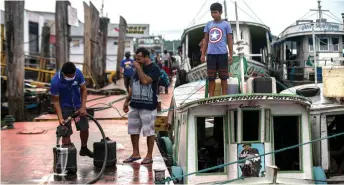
[158,131,344,184]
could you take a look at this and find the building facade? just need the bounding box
[1,9,151,72]
[136,35,164,53]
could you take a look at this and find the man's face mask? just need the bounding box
[63,73,75,81]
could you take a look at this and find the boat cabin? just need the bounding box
[171,79,314,184]
[272,3,344,86]
[281,82,344,182]
[179,21,273,83]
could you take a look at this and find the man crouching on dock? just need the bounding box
[50,62,94,158]
[123,47,160,165]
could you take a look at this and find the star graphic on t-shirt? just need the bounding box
[208,27,223,43]
[211,31,219,40]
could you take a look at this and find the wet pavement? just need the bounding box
[1,120,169,184]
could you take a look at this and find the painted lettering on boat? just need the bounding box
[239,104,261,108]
[198,95,308,105]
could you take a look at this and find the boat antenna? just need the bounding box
[234,1,245,93]
[224,0,228,21]
[100,0,104,17]
[310,0,329,25]
[311,22,318,87]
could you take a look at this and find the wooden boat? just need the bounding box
[160,1,329,184]
[179,13,273,83]
[281,67,344,183]
[271,0,344,87]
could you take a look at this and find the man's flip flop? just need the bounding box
[123,157,141,163]
[141,158,153,165]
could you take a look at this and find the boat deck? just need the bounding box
[1,120,170,184]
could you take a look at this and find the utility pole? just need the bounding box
[116,16,127,80]
[99,17,110,87]
[83,2,91,77]
[224,0,228,21]
[55,0,71,70]
[89,2,101,88]
[39,22,51,82]
[5,0,25,121]
[40,23,51,58]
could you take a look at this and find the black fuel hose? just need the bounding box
[63,113,108,184]
[85,113,108,184]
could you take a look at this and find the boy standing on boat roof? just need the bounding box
[122,47,160,165]
[50,62,94,158]
[201,2,233,97]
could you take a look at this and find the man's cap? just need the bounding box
[242,143,252,147]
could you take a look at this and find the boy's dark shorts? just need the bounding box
[207,54,229,81]
[62,107,89,133]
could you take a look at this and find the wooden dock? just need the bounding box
[1,120,171,184]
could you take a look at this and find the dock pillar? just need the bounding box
[4,1,25,121]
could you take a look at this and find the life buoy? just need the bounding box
[296,87,320,97]
[159,136,173,156]
[313,166,327,184]
[171,166,183,183]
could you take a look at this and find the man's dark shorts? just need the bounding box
[62,107,89,134]
[207,54,229,81]
[124,76,132,91]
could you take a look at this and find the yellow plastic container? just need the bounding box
[323,66,344,97]
[214,79,222,96]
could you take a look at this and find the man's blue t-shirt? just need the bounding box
[150,53,156,63]
[159,69,170,86]
[50,69,85,109]
[120,58,135,77]
[204,20,233,54]
[129,62,160,111]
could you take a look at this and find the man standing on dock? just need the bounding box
[121,51,135,93]
[123,47,160,165]
[201,2,233,97]
[50,62,94,158]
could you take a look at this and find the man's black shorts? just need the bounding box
[62,107,89,134]
[206,54,229,81]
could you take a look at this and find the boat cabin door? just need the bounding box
[228,108,268,178]
[228,107,305,179]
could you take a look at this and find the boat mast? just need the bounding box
[224,0,228,20]
[311,22,318,86]
[309,0,328,86]
[234,1,245,93]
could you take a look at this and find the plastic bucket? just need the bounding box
[154,169,166,184]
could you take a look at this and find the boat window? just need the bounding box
[327,114,344,175]
[230,110,238,143]
[332,38,339,51]
[308,37,314,52]
[242,110,260,142]
[265,109,271,142]
[319,38,329,51]
[196,117,225,173]
[273,116,301,171]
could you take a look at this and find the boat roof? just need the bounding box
[173,80,312,110]
[173,80,206,108]
[180,20,270,41]
[275,3,344,42]
[280,83,344,112]
[277,21,344,41]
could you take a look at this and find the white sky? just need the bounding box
[1,0,343,40]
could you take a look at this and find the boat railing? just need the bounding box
[158,131,344,184]
[1,52,103,87]
[272,58,343,85]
